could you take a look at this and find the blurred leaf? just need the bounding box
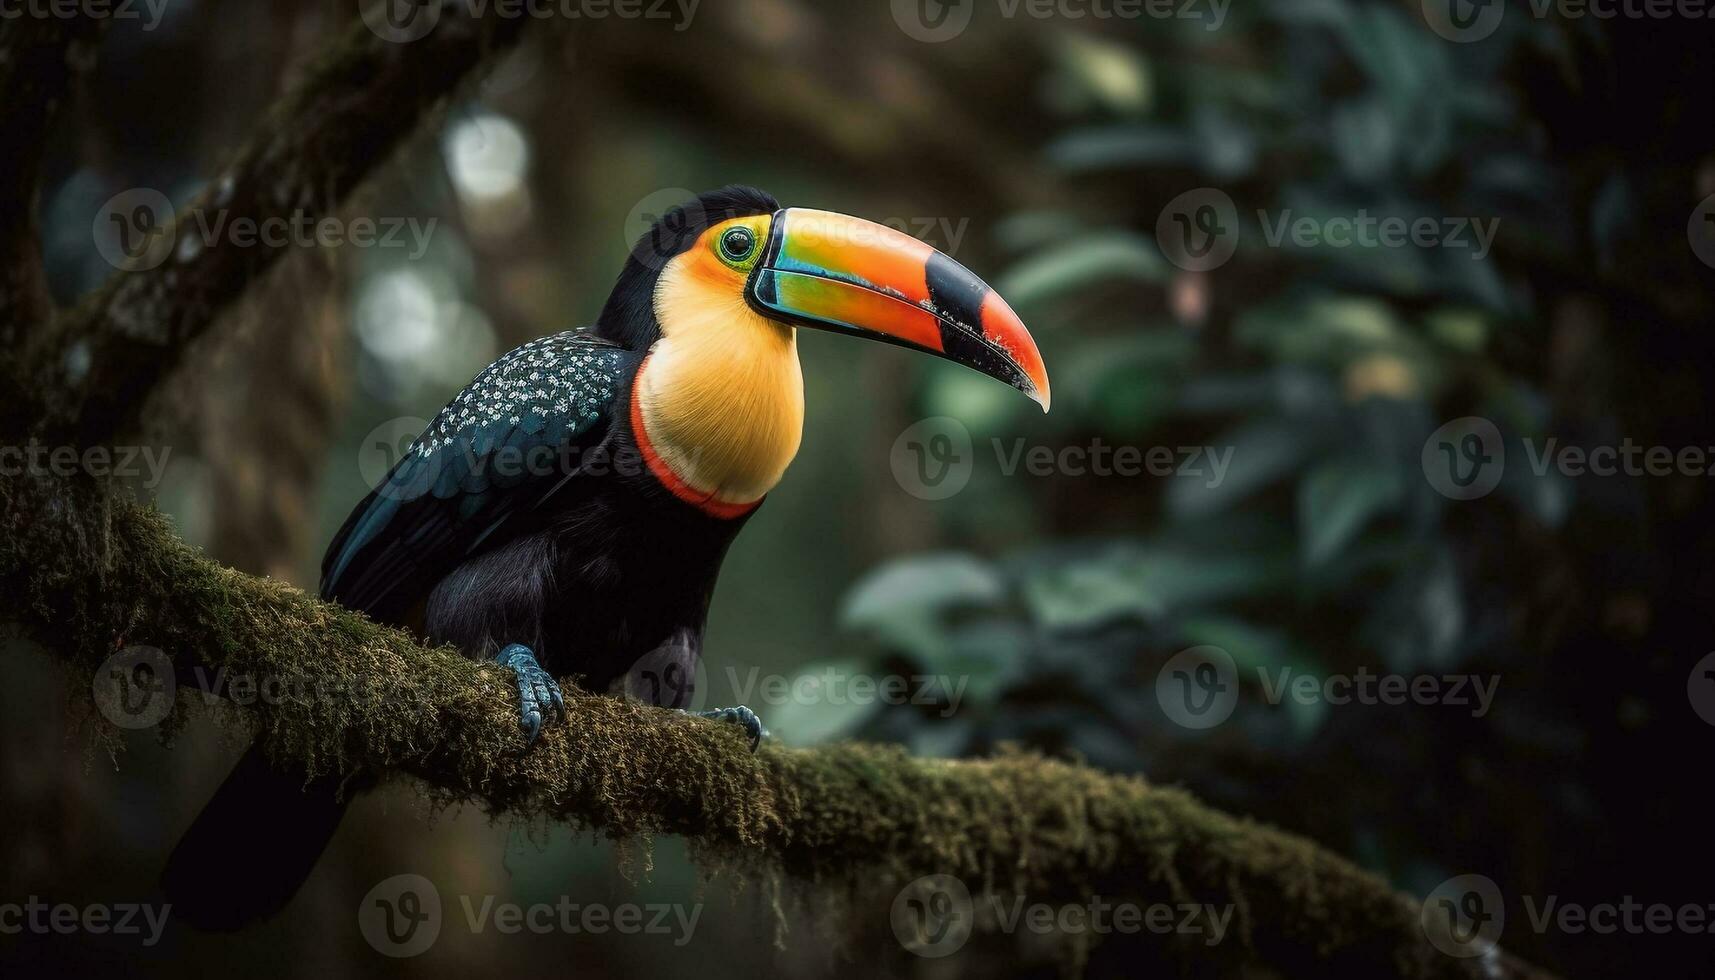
[1236,297,1406,364]
[765,660,884,747]
[1426,309,1488,353]
[1297,459,1406,565]
[1167,417,1328,519]
[1367,549,1467,673]
[1590,173,1635,272]
[939,621,1032,704]
[993,210,1088,254]
[1331,96,1398,182]
[1045,125,1195,173]
[925,363,1022,431]
[1191,103,1258,178]
[1053,33,1153,116]
[1436,251,1513,313]
[1058,329,1195,432]
[1500,443,1574,528]
[1022,546,1287,629]
[842,553,1005,624]
[999,231,1167,306]
[840,553,1006,662]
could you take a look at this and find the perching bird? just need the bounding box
[161,186,1048,928]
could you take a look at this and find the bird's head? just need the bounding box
[602,185,1050,411]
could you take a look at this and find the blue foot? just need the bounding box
[494,644,564,746]
[682,705,768,751]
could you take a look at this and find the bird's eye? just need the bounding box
[718,226,756,263]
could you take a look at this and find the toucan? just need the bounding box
[161,186,1049,929]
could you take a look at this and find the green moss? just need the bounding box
[1,473,1488,978]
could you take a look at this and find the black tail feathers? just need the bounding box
[161,740,360,930]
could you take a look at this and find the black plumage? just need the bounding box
[164,187,781,928]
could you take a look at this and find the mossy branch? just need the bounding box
[0,472,1551,980]
[25,5,532,446]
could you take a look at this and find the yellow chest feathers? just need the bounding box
[633,275,805,515]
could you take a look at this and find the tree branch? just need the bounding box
[28,6,532,446]
[0,10,104,347]
[0,472,1546,980]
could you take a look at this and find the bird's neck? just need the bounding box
[631,299,804,518]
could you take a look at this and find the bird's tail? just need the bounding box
[161,739,356,930]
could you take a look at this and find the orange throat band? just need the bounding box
[629,362,763,520]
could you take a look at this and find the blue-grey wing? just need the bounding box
[319,330,634,620]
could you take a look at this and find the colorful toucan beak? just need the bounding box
[746,208,1050,411]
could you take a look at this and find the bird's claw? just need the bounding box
[495,644,563,747]
[683,705,768,751]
